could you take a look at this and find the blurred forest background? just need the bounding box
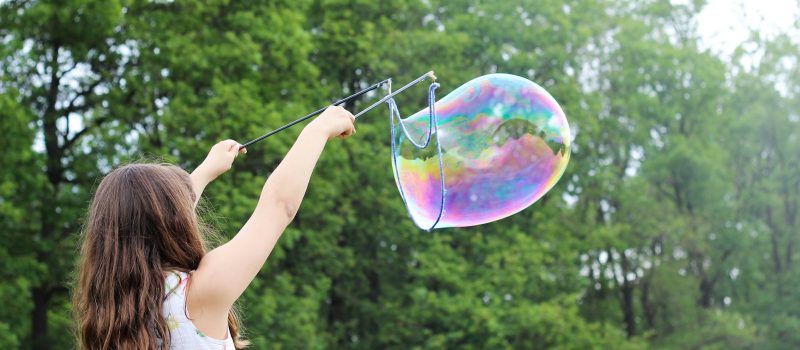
[1,0,799,349]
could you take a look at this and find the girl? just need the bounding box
[74,106,357,349]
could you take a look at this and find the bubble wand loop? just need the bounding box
[239,71,436,150]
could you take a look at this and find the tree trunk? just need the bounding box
[766,207,783,274]
[640,276,655,330]
[698,279,713,308]
[620,254,636,337]
[31,287,50,350]
[608,248,637,338]
[30,39,63,350]
[621,283,636,337]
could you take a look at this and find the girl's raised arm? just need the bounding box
[188,106,356,336]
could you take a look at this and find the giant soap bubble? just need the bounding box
[391,73,571,230]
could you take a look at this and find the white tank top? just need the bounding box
[163,271,235,349]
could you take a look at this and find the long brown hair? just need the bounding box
[74,163,248,349]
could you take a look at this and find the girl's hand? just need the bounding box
[196,140,246,182]
[307,105,356,140]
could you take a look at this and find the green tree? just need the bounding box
[2,0,799,349]
[722,33,800,349]
[1,1,125,348]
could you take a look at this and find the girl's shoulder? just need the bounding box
[162,270,235,349]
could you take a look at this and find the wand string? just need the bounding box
[354,71,436,119]
[388,79,444,231]
[239,71,436,149]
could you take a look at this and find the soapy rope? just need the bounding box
[388,80,446,231]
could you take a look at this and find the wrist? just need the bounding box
[192,163,217,183]
[303,122,330,140]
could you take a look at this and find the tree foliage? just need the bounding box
[1,0,798,349]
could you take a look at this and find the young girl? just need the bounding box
[74,106,356,349]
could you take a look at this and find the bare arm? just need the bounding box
[189,169,210,206]
[199,127,328,292]
[187,106,356,336]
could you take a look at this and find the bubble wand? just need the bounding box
[239,71,571,231]
[240,71,436,149]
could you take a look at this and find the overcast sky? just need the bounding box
[690,0,799,56]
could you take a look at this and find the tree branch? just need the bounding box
[59,77,107,151]
[61,115,110,151]
[63,79,103,116]
[56,60,80,81]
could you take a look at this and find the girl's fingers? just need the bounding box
[339,126,356,139]
[224,140,241,153]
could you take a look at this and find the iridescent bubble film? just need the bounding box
[392,73,571,229]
